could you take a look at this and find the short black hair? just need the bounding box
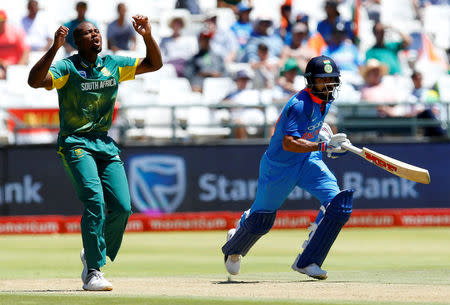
[76,1,87,9]
[117,2,125,11]
[411,70,422,79]
[27,0,38,8]
[257,43,268,52]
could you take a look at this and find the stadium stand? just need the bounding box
[1,0,449,144]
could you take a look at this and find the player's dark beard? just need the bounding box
[312,85,334,102]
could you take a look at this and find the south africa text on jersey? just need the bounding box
[80,78,117,91]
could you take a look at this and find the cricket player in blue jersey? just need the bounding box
[222,55,353,280]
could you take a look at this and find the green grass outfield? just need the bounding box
[0,227,449,305]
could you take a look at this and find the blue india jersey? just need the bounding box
[266,88,331,165]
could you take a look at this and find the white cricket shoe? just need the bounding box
[292,256,328,280]
[82,270,113,291]
[224,228,241,275]
[80,249,87,284]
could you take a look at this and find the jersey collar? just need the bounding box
[304,88,324,104]
[78,54,104,70]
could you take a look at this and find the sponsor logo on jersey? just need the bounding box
[127,155,186,213]
[78,70,87,78]
[301,121,323,140]
[100,67,112,77]
[307,121,323,131]
[74,148,85,158]
[80,78,117,91]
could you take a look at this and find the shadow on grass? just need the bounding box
[1,289,83,293]
[213,280,261,284]
[212,279,318,284]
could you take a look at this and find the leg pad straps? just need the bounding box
[295,189,354,268]
[222,211,276,256]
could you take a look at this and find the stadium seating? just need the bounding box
[1,0,448,144]
[202,77,235,105]
[438,75,450,103]
[423,5,450,49]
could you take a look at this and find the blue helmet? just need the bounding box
[304,55,341,102]
[305,55,340,80]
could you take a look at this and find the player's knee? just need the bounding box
[77,181,103,203]
[325,189,354,224]
[122,204,132,215]
[242,211,277,235]
[110,203,132,220]
[117,200,132,214]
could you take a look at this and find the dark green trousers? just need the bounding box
[58,133,131,269]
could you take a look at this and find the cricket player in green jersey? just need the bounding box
[28,15,162,291]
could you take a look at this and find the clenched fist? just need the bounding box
[132,15,152,38]
[53,26,69,49]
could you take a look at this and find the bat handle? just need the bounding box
[341,142,363,156]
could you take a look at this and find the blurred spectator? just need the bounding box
[362,0,381,22]
[365,22,412,75]
[409,70,440,103]
[285,13,327,56]
[416,0,450,7]
[0,10,30,79]
[360,59,393,103]
[160,15,198,77]
[322,22,362,73]
[411,0,448,20]
[307,32,328,57]
[277,2,293,43]
[407,70,446,136]
[317,0,355,44]
[412,0,450,19]
[175,0,201,15]
[63,1,97,54]
[295,12,310,24]
[273,58,301,105]
[21,0,52,51]
[107,3,136,53]
[279,23,315,74]
[241,16,284,63]
[230,3,253,58]
[204,11,239,63]
[184,31,226,92]
[283,13,310,46]
[293,14,326,57]
[250,43,279,89]
[360,59,402,117]
[220,70,266,139]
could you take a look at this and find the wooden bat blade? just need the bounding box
[361,147,431,184]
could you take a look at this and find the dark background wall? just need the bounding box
[0,142,447,216]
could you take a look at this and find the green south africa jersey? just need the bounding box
[48,54,138,136]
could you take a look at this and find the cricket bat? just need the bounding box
[341,142,431,184]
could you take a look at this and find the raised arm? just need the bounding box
[28,26,68,88]
[132,15,163,75]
